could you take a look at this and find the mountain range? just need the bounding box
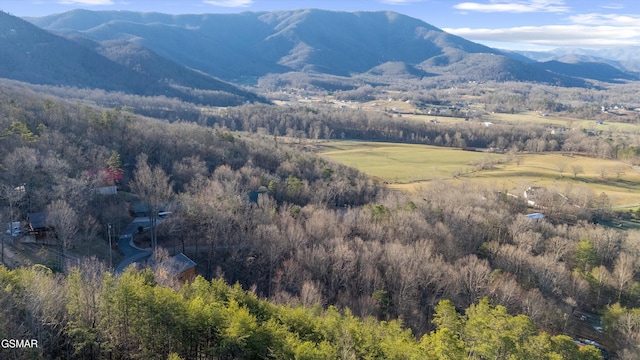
[0,11,262,106]
[515,47,640,73]
[1,9,639,100]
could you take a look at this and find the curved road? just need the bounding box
[115,217,153,273]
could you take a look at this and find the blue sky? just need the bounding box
[3,0,640,51]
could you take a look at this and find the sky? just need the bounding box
[2,0,640,51]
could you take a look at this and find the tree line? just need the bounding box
[215,104,640,161]
[8,78,640,162]
[0,264,603,359]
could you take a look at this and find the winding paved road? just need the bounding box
[115,217,153,273]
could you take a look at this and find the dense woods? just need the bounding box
[14,78,640,162]
[1,82,639,358]
[0,265,604,359]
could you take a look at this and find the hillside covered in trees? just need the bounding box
[0,265,604,359]
[0,12,263,106]
[1,81,640,359]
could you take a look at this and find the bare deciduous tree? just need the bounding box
[556,162,567,177]
[129,153,174,251]
[544,236,573,262]
[599,166,608,180]
[590,265,610,304]
[612,253,635,301]
[614,164,627,179]
[46,199,78,272]
[455,255,491,306]
[571,165,584,178]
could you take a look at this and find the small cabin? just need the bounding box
[168,253,197,283]
[28,212,52,242]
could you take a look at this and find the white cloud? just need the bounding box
[58,0,113,4]
[379,0,424,4]
[203,0,253,7]
[445,24,640,48]
[569,13,640,26]
[454,0,569,13]
[602,3,624,10]
[447,2,640,49]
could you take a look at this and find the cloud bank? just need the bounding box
[203,0,253,7]
[58,0,114,5]
[454,0,569,13]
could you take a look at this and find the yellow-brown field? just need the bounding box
[316,140,640,208]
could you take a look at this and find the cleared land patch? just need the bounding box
[487,111,640,132]
[316,140,640,208]
[316,141,501,182]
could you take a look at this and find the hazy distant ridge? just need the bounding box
[0,11,262,105]
[17,9,640,87]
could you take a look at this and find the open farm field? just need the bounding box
[317,141,640,208]
[466,153,640,208]
[402,113,469,124]
[488,111,640,132]
[315,141,502,183]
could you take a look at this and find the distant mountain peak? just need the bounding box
[0,11,262,105]
[20,9,640,88]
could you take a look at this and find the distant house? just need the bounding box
[523,187,542,207]
[88,168,121,196]
[248,186,268,204]
[88,168,123,186]
[95,185,117,195]
[524,187,570,210]
[167,253,197,283]
[28,212,52,241]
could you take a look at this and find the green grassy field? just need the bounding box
[316,141,502,182]
[316,140,640,208]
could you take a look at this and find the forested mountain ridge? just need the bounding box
[92,39,262,103]
[25,8,495,78]
[0,11,262,106]
[537,59,637,84]
[516,46,640,73]
[24,9,637,86]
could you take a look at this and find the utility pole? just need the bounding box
[108,223,113,269]
[1,228,4,266]
[1,206,5,266]
[1,184,25,267]
[151,209,157,252]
